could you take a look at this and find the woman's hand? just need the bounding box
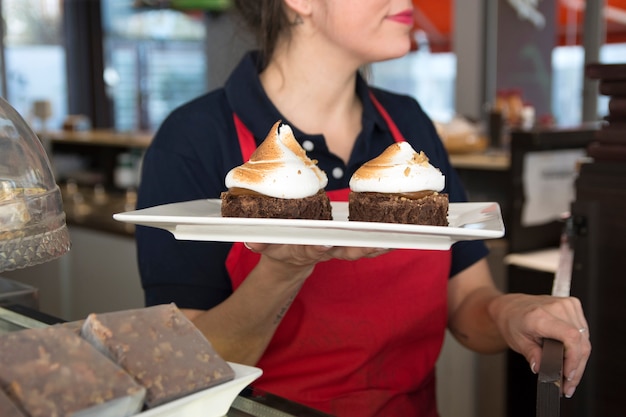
[488,293,591,399]
[244,242,391,272]
[447,259,591,399]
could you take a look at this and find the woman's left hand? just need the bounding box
[489,293,591,399]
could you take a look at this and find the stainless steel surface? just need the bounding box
[0,306,48,334]
[551,218,575,298]
[231,396,298,417]
[0,276,39,310]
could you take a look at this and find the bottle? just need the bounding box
[114,153,136,189]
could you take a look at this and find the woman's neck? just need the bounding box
[259,43,364,163]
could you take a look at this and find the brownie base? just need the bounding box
[0,327,145,417]
[81,303,235,408]
[348,192,449,226]
[221,189,332,220]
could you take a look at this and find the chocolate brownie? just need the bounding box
[0,327,145,417]
[348,191,449,226]
[221,189,332,220]
[81,303,235,408]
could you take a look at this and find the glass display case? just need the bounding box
[0,96,70,273]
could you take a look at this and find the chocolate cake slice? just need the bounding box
[348,192,449,226]
[221,189,332,220]
[0,327,145,417]
[81,303,235,408]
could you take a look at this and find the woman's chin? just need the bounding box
[373,43,412,62]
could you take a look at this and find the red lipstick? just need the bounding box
[387,9,414,25]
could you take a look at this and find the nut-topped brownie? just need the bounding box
[80,303,235,408]
[0,326,145,417]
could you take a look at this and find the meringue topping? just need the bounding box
[225,121,328,199]
[349,142,445,193]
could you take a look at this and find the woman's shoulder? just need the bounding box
[165,88,231,127]
[145,88,240,172]
[152,89,233,144]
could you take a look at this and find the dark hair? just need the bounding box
[232,0,292,69]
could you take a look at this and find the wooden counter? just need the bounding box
[38,129,153,148]
[449,150,510,171]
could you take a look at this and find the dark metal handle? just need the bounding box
[536,338,564,417]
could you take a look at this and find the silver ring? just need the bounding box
[578,328,587,333]
[243,242,252,250]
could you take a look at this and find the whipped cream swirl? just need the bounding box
[225,121,328,199]
[349,142,445,193]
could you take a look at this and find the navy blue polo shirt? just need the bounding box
[136,51,488,309]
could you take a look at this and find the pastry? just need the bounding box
[0,326,145,417]
[348,142,448,226]
[80,303,235,408]
[221,121,332,220]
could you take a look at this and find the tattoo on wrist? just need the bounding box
[274,292,297,325]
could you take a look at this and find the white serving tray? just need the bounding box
[114,199,504,250]
[137,362,262,417]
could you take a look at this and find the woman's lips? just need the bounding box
[387,9,414,25]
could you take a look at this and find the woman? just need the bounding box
[135,1,591,416]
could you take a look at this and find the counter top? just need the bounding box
[448,150,510,171]
[39,129,153,148]
[504,248,560,273]
[41,129,511,170]
[61,184,136,237]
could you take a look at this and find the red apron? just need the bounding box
[226,93,451,417]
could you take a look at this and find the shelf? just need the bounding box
[38,129,153,149]
[448,150,510,171]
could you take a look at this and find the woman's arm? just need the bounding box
[183,243,390,365]
[447,258,591,398]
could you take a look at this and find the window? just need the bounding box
[1,0,66,131]
[369,40,626,128]
[552,42,626,127]
[101,1,207,132]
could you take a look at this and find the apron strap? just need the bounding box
[368,91,406,143]
[233,113,258,162]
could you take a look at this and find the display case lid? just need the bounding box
[0,97,70,273]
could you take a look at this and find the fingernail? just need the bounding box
[567,370,576,381]
[530,361,537,374]
[565,386,576,398]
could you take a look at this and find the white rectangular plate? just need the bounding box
[137,362,262,417]
[115,200,504,250]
